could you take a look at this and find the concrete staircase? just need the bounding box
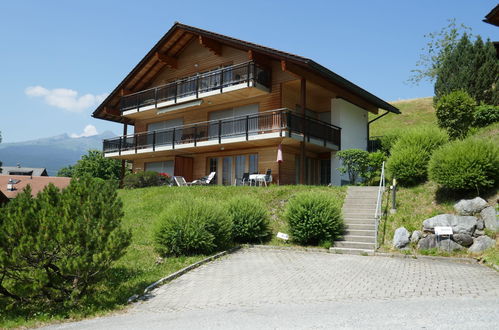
[330,186,379,255]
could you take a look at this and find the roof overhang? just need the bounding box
[484,4,499,27]
[92,23,400,124]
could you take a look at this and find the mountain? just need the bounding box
[0,131,116,176]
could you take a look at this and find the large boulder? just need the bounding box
[476,219,485,230]
[468,236,496,253]
[437,238,464,252]
[393,227,410,249]
[481,206,498,231]
[418,235,437,250]
[452,233,473,247]
[422,214,477,235]
[454,197,488,216]
[411,230,422,243]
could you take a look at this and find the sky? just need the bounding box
[0,0,497,143]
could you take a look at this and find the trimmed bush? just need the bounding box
[379,130,402,155]
[436,90,476,139]
[386,127,448,186]
[473,104,499,128]
[228,196,271,243]
[429,138,499,191]
[154,199,232,256]
[123,171,161,189]
[284,192,343,245]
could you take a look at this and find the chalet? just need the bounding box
[93,23,400,185]
[0,175,71,201]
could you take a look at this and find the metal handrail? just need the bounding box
[374,161,385,249]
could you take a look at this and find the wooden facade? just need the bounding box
[93,23,400,185]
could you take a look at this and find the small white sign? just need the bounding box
[434,226,453,235]
[276,232,289,240]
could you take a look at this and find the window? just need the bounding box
[147,118,183,146]
[145,161,174,176]
[320,159,331,185]
[222,157,232,185]
[208,104,259,139]
[249,154,258,174]
[235,155,246,186]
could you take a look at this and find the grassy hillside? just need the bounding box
[369,97,436,136]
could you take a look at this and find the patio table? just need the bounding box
[249,174,272,186]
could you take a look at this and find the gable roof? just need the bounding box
[484,4,499,26]
[0,175,71,199]
[92,22,400,123]
[1,166,48,176]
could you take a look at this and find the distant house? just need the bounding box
[0,175,71,201]
[1,165,48,177]
[484,4,499,58]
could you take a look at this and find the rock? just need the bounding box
[468,236,496,253]
[411,230,422,243]
[418,235,437,250]
[474,230,485,237]
[452,233,473,247]
[454,197,488,215]
[476,219,485,230]
[393,227,410,249]
[437,238,464,252]
[481,206,498,231]
[422,214,477,235]
[127,294,139,304]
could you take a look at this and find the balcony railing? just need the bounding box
[103,109,341,155]
[120,61,271,113]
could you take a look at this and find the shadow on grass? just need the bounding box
[435,185,499,205]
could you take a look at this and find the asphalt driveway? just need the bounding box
[47,248,499,329]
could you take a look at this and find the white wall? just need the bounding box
[330,98,368,185]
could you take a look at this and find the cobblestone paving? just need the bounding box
[136,248,499,313]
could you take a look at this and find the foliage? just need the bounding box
[123,171,163,189]
[154,199,232,256]
[363,151,387,186]
[410,19,472,84]
[337,149,369,184]
[428,138,499,191]
[284,192,343,245]
[379,130,402,155]
[56,165,74,177]
[227,196,271,244]
[434,34,499,105]
[0,130,2,173]
[473,104,499,128]
[69,150,122,180]
[0,178,131,307]
[435,90,476,140]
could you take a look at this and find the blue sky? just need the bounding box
[0,0,497,143]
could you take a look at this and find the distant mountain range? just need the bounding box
[0,131,116,176]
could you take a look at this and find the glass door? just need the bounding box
[222,157,232,185]
[235,155,246,186]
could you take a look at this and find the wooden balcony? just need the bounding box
[103,109,341,158]
[120,61,271,118]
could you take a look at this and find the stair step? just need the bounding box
[342,210,377,215]
[344,229,376,236]
[339,235,375,243]
[343,214,376,220]
[334,241,376,249]
[330,247,374,255]
[345,224,376,230]
[344,221,376,227]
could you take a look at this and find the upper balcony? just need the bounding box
[103,109,341,159]
[120,61,271,118]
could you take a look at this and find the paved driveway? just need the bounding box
[49,248,499,329]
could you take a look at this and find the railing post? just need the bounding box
[220,69,224,93]
[194,125,197,147]
[154,88,158,108]
[174,83,178,103]
[152,131,156,151]
[118,137,122,156]
[218,120,222,144]
[247,62,251,87]
[134,135,138,154]
[245,115,249,141]
[287,111,292,138]
[196,76,199,99]
[172,128,176,149]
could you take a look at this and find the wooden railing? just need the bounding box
[103,109,341,154]
[120,61,271,112]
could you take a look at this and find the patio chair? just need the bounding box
[235,172,250,186]
[191,172,216,185]
[174,176,190,187]
[263,169,272,186]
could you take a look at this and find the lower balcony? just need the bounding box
[103,109,341,158]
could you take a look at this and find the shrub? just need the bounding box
[429,138,499,191]
[0,178,131,306]
[473,104,499,128]
[386,127,448,186]
[379,130,402,155]
[284,192,343,245]
[154,199,232,256]
[123,171,161,189]
[363,151,387,186]
[228,196,271,243]
[337,149,369,184]
[436,90,476,139]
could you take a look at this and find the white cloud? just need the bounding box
[25,85,108,112]
[70,125,99,138]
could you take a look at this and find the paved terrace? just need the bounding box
[49,248,499,329]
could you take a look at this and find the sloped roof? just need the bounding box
[484,4,499,26]
[0,175,71,199]
[1,166,48,176]
[92,22,400,122]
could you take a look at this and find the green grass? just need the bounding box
[370,97,437,136]
[0,185,344,328]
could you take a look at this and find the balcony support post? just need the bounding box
[118,137,122,156]
[299,78,306,184]
[194,125,197,147]
[247,62,251,87]
[220,69,224,93]
[152,131,156,152]
[196,76,199,99]
[172,128,176,149]
[218,120,222,144]
[245,115,249,141]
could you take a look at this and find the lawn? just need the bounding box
[0,185,344,328]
